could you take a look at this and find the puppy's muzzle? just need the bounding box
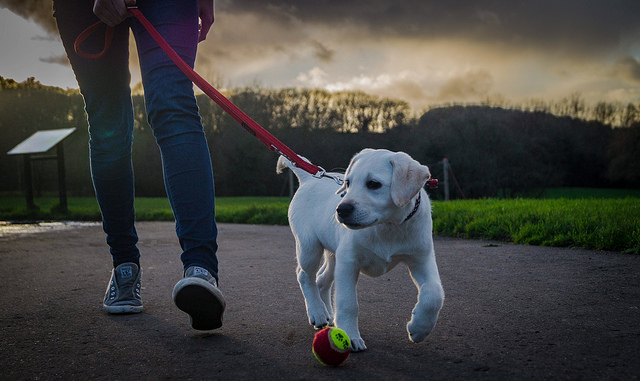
[336,203,354,220]
[336,202,364,229]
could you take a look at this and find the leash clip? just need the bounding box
[318,168,344,186]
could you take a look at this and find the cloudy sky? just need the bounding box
[1,0,640,111]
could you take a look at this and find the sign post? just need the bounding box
[7,128,76,212]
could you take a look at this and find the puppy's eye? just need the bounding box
[366,180,382,190]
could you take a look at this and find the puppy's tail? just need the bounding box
[276,155,313,183]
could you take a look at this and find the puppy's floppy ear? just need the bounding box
[390,152,431,206]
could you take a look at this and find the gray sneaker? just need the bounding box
[103,262,143,314]
[172,266,226,330]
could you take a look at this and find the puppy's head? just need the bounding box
[335,149,430,229]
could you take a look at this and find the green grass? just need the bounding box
[214,197,290,225]
[1,189,638,253]
[0,196,290,225]
[128,197,291,224]
[542,187,640,199]
[0,196,102,221]
[432,198,640,254]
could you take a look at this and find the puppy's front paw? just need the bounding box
[308,306,333,329]
[407,318,432,343]
[349,336,367,352]
[408,328,427,343]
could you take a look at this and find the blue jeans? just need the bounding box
[54,0,219,279]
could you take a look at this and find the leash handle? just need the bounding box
[74,20,114,59]
[127,7,324,178]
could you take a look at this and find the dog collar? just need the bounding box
[403,192,421,223]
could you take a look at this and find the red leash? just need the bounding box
[74,8,438,189]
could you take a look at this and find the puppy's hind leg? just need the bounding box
[316,250,336,325]
[296,240,333,328]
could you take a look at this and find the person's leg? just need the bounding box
[131,0,218,279]
[131,0,224,329]
[54,0,140,268]
[54,0,142,314]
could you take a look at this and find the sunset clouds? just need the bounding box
[1,0,639,110]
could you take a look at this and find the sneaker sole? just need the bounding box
[103,304,144,314]
[172,277,225,330]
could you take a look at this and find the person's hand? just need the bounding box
[93,0,136,27]
[198,0,215,42]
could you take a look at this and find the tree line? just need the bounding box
[1,76,638,201]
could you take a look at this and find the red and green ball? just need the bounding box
[312,327,352,366]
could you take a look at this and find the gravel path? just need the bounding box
[1,222,638,380]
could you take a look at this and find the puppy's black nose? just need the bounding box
[336,203,354,219]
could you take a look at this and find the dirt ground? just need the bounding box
[1,222,638,380]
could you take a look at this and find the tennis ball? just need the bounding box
[312,327,351,366]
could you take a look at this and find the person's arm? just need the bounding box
[198,0,214,42]
[93,0,136,27]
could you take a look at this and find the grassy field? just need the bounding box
[541,187,640,199]
[433,198,639,253]
[0,196,291,225]
[1,189,638,253]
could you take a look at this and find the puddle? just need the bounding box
[0,221,101,238]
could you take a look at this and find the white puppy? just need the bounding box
[277,149,444,351]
